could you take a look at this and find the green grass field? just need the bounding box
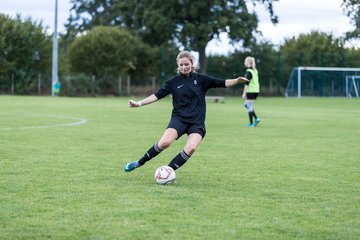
[1,95,359,239]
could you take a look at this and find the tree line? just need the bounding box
[0,0,359,96]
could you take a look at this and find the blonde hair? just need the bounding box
[244,56,256,68]
[176,51,200,73]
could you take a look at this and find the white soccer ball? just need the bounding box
[154,166,176,185]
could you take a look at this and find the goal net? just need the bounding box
[285,67,360,97]
[345,76,360,98]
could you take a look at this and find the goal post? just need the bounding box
[285,67,360,98]
[345,75,360,98]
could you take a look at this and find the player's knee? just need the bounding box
[158,140,172,149]
[244,103,252,112]
[184,144,197,156]
[244,102,248,109]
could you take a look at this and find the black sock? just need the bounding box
[248,112,253,124]
[253,111,258,119]
[138,143,163,166]
[168,151,190,170]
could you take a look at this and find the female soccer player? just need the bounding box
[124,50,248,172]
[242,56,260,127]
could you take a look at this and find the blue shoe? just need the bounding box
[247,123,255,127]
[124,161,140,172]
[255,118,260,126]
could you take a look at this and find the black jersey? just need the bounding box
[154,72,226,124]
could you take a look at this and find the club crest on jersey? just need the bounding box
[194,79,197,85]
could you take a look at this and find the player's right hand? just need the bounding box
[128,100,140,108]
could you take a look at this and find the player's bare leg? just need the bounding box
[168,133,202,170]
[157,128,178,149]
[124,128,178,172]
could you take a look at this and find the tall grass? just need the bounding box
[0,96,359,239]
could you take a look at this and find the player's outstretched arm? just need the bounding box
[128,94,158,108]
[225,77,249,87]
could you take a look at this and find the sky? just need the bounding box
[1,0,357,55]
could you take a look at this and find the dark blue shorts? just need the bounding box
[167,117,206,139]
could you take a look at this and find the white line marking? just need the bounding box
[0,114,87,131]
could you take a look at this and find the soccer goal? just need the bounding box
[285,67,360,98]
[345,75,360,98]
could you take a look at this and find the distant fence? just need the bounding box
[0,74,157,97]
[0,73,281,97]
[0,73,52,95]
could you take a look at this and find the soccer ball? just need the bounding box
[154,166,176,185]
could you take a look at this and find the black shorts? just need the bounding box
[167,117,206,139]
[246,92,259,100]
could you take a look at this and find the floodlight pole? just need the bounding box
[51,0,59,96]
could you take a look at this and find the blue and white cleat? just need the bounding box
[247,123,255,128]
[254,118,261,126]
[124,161,140,172]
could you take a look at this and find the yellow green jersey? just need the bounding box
[245,68,260,93]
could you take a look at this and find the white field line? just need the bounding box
[0,114,87,131]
